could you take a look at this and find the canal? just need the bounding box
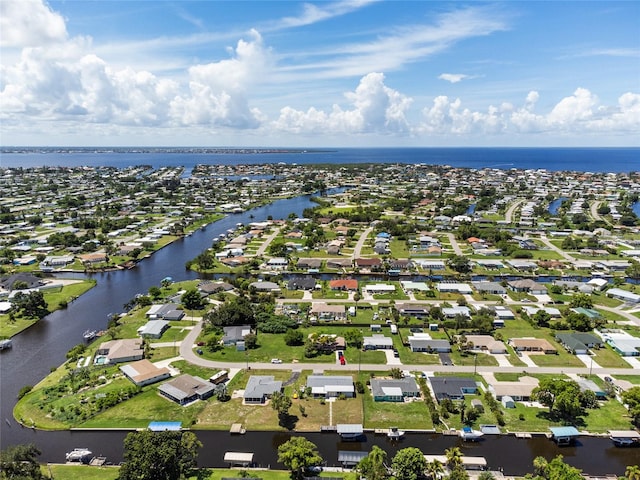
[0,192,637,475]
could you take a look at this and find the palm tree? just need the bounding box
[445,447,463,470]
[425,459,444,479]
[626,465,640,480]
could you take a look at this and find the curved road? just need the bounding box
[179,319,636,376]
[505,198,525,224]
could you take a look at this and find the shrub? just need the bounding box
[17,385,33,399]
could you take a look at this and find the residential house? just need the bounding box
[506,260,538,272]
[326,258,353,270]
[436,282,473,294]
[243,376,283,404]
[472,281,506,295]
[463,335,506,354]
[488,376,539,401]
[429,376,477,401]
[297,258,323,270]
[363,334,393,350]
[509,338,557,354]
[306,375,354,398]
[508,279,547,294]
[266,257,289,270]
[138,320,170,339]
[249,281,281,293]
[555,332,603,355]
[408,334,451,353]
[394,303,430,318]
[355,258,383,271]
[158,374,215,405]
[96,339,144,364]
[287,277,316,290]
[329,279,358,291]
[120,359,171,387]
[606,288,640,303]
[598,329,640,356]
[146,304,185,321]
[310,303,346,322]
[442,306,471,318]
[370,377,420,402]
[223,325,252,346]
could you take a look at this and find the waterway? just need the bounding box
[0,192,637,475]
[548,197,567,215]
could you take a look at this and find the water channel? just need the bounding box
[0,192,637,475]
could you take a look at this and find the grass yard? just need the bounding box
[81,388,206,429]
[42,464,120,480]
[449,350,498,367]
[0,279,96,338]
[530,352,584,367]
[590,345,632,368]
[614,375,640,384]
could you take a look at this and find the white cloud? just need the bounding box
[438,73,470,83]
[547,87,597,124]
[0,0,67,48]
[273,72,412,134]
[276,0,379,29]
[169,30,271,128]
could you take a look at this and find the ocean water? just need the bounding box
[0,147,639,173]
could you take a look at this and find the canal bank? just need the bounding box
[0,190,636,476]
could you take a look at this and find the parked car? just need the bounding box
[196,349,203,355]
[393,349,400,358]
[604,376,613,383]
[271,358,282,364]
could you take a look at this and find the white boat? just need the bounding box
[459,427,484,441]
[83,330,96,341]
[66,448,92,461]
[387,427,405,439]
[0,339,12,350]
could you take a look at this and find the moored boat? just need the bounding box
[66,448,92,462]
[83,329,97,341]
[609,430,640,447]
[459,427,484,441]
[0,339,12,350]
[387,427,405,439]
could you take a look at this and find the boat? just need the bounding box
[609,430,640,447]
[83,330,97,341]
[387,427,405,440]
[66,448,92,462]
[459,427,484,441]
[0,339,12,350]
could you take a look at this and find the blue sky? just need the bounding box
[1,0,638,147]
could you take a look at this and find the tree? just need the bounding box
[445,447,463,470]
[344,328,364,348]
[118,430,202,480]
[530,455,583,480]
[355,445,388,480]
[447,255,472,274]
[567,291,593,307]
[0,444,47,480]
[622,386,640,427]
[390,367,403,379]
[626,261,640,281]
[391,447,426,480]
[182,288,205,310]
[284,328,304,346]
[626,465,640,480]
[425,459,444,480]
[12,291,49,319]
[277,437,323,480]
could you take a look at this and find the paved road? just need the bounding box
[178,320,637,376]
[590,200,612,226]
[352,227,373,258]
[445,233,463,255]
[538,234,577,262]
[504,198,525,224]
[254,227,282,256]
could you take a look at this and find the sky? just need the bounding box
[1,0,639,148]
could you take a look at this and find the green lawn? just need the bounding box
[42,464,120,480]
[590,345,632,369]
[0,280,96,338]
[449,349,498,367]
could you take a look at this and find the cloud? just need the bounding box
[275,5,510,82]
[438,73,471,83]
[418,88,640,137]
[0,0,67,48]
[276,0,378,29]
[169,30,271,128]
[273,72,412,134]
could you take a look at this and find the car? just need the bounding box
[305,466,323,474]
[271,358,282,364]
[196,348,203,355]
[604,376,613,383]
[393,349,400,358]
[196,341,205,346]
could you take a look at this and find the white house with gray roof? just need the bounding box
[306,375,354,398]
[243,376,282,404]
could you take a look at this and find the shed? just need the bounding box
[224,452,254,467]
[338,451,369,466]
[549,426,580,445]
[501,395,516,408]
